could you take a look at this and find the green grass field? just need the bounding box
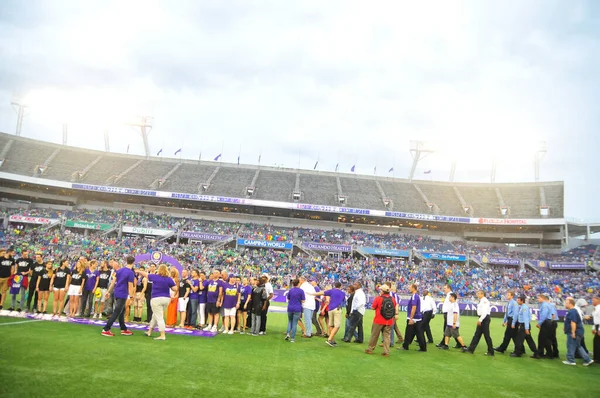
[1,305,599,398]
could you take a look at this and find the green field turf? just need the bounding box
[1,308,599,398]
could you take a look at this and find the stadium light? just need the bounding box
[408,140,437,182]
[128,116,154,158]
[11,95,29,136]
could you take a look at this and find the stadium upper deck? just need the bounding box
[0,132,564,220]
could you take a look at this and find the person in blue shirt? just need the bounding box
[549,301,559,358]
[510,296,537,357]
[562,297,593,366]
[531,294,553,359]
[494,291,518,354]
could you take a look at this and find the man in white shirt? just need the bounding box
[421,290,436,344]
[260,273,274,335]
[437,284,460,349]
[342,281,365,343]
[585,295,600,363]
[462,290,495,356]
[299,275,316,337]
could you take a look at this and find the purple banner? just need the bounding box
[485,257,521,266]
[180,231,231,241]
[549,262,586,270]
[134,252,182,275]
[302,242,352,253]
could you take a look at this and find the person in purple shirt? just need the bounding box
[221,275,241,334]
[187,269,201,329]
[313,282,346,346]
[285,278,305,343]
[102,257,135,337]
[197,271,208,328]
[237,277,252,334]
[81,260,100,318]
[202,270,223,333]
[402,283,427,352]
[136,264,177,340]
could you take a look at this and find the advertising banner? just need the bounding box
[180,231,231,241]
[420,252,467,262]
[482,257,521,266]
[9,215,58,225]
[360,247,410,257]
[237,239,293,250]
[122,226,173,236]
[65,220,113,231]
[302,242,352,253]
[548,263,586,270]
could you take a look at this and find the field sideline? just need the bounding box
[1,307,599,398]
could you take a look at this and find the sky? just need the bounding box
[0,0,599,221]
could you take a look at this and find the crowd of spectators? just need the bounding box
[238,223,294,241]
[187,219,240,235]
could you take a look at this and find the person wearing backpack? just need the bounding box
[365,284,397,357]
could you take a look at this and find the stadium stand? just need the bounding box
[254,170,297,202]
[338,177,385,210]
[1,139,56,176]
[83,156,140,185]
[499,185,540,218]
[458,185,499,217]
[300,174,339,206]
[417,183,465,216]
[206,167,256,197]
[40,148,97,181]
[168,163,218,194]
[377,180,427,213]
[118,160,175,189]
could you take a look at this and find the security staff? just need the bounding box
[531,294,553,359]
[495,291,518,354]
[511,296,537,357]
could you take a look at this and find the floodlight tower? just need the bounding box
[11,96,29,136]
[490,157,497,183]
[62,124,68,145]
[129,116,153,158]
[104,129,110,152]
[408,140,436,181]
[449,160,457,182]
[534,142,547,182]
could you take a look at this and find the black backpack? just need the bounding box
[380,295,395,320]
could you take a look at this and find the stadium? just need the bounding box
[2,2,600,398]
[0,129,599,397]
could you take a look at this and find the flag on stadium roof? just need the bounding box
[424,169,431,174]
[374,166,377,174]
[335,163,339,172]
[314,161,319,170]
[126,144,130,154]
[214,153,222,161]
[237,155,240,165]
[174,148,182,155]
[388,167,394,172]
[351,165,355,172]
[156,148,163,156]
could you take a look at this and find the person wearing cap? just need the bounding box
[585,295,600,363]
[259,273,274,335]
[299,275,316,338]
[574,298,590,357]
[365,284,397,357]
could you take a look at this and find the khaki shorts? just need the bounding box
[444,325,460,339]
[328,307,343,328]
[0,277,8,292]
[134,292,145,308]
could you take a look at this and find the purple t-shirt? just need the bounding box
[287,287,305,313]
[325,288,345,311]
[114,267,135,299]
[407,293,422,321]
[240,285,252,303]
[84,270,99,291]
[148,274,175,299]
[189,279,200,300]
[222,283,240,309]
[205,279,221,303]
[198,280,208,303]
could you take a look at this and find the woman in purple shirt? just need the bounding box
[237,278,252,334]
[136,264,176,341]
[222,275,241,335]
[286,278,305,343]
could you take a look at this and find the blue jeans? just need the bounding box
[189,298,199,326]
[103,298,127,332]
[303,308,314,336]
[287,312,302,339]
[566,334,591,363]
[344,310,364,342]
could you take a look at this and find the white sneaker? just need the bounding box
[203,325,211,331]
[562,361,576,366]
[583,360,594,367]
[227,330,234,335]
[240,331,245,335]
[259,331,265,335]
[211,326,218,333]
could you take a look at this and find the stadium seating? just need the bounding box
[338,177,385,210]
[168,163,218,194]
[300,174,339,206]
[254,170,296,202]
[377,180,427,213]
[206,167,256,197]
[1,139,56,176]
[458,186,499,217]
[417,183,465,216]
[83,156,141,185]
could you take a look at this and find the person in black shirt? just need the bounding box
[28,253,46,312]
[177,269,190,328]
[68,261,86,317]
[133,266,147,322]
[144,264,156,323]
[52,259,71,317]
[94,261,111,319]
[36,262,53,313]
[11,250,33,311]
[0,249,16,310]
